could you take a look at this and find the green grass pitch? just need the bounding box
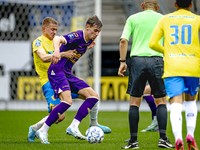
[0,111,199,150]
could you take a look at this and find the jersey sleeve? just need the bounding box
[149,17,165,54]
[32,38,43,53]
[152,17,164,39]
[63,32,80,44]
[120,16,133,41]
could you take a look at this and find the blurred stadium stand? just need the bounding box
[0,0,200,111]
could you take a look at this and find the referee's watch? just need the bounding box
[119,58,126,62]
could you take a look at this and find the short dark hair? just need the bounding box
[86,15,103,28]
[176,0,192,8]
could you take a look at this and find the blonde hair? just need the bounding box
[144,0,158,9]
[42,17,58,27]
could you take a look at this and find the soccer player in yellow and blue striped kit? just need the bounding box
[149,0,199,149]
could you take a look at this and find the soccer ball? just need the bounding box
[85,126,104,143]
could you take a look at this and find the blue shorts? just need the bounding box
[42,81,79,112]
[164,77,199,99]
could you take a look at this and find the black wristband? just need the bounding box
[119,58,126,62]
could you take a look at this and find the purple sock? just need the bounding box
[45,102,71,127]
[75,97,98,122]
[143,95,157,120]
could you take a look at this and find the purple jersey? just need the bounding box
[47,30,92,98]
[48,30,93,74]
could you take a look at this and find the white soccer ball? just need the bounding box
[85,126,104,143]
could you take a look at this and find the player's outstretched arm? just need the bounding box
[35,48,75,63]
[52,36,66,64]
[35,48,52,62]
[61,50,76,59]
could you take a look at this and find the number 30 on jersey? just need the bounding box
[170,25,191,45]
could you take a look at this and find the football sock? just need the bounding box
[143,95,157,120]
[89,102,99,126]
[75,97,99,122]
[153,116,157,121]
[69,118,80,128]
[157,104,167,140]
[32,116,48,131]
[129,105,139,142]
[170,103,183,141]
[45,102,71,127]
[185,100,197,137]
[38,123,50,133]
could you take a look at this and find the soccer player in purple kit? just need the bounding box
[36,15,103,144]
[27,17,110,144]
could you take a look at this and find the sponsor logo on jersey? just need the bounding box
[62,85,70,88]
[74,33,79,37]
[48,51,54,54]
[35,40,41,47]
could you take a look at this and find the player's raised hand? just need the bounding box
[51,50,61,64]
[118,62,127,77]
[87,41,96,50]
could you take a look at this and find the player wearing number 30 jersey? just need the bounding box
[150,7,200,78]
[149,0,199,149]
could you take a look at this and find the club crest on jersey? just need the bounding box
[35,40,41,47]
[68,34,74,39]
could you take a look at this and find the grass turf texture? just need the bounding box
[0,111,199,150]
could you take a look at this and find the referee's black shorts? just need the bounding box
[127,56,166,98]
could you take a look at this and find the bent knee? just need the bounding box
[87,96,99,100]
[62,99,73,105]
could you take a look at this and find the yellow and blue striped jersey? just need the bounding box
[32,35,54,86]
[152,9,200,78]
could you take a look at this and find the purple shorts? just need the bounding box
[48,69,90,99]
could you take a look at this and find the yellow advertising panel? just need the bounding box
[17,76,45,100]
[71,16,85,32]
[87,77,129,101]
[17,76,200,101]
[17,76,129,101]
